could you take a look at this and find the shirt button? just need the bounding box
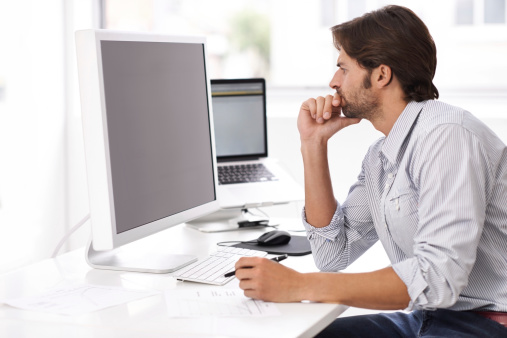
[385,183,390,189]
[388,173,393,178]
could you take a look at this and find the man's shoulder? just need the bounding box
[414,100,504,152]
[416,100,469,131]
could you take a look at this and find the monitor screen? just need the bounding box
[100,40,215,234]
[76,30,219,272]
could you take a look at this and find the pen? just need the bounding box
[224,254,288,278]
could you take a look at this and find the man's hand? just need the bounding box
[297,93,361,144]
[235,257,305,302]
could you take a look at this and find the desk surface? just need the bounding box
[0,221,346,338]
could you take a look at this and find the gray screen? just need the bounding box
[101,40,216,234]
[211,82,265,157]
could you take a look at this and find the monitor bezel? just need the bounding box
[76,29,219,251]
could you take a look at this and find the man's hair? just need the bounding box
[331,5,439,102]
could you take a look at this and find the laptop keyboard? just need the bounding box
[172,246,267,285]
[218,163,278,185]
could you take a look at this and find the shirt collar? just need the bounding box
[381,100,426,165]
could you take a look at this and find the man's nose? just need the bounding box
[329,70,341,89]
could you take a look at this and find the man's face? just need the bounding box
[329,49,380,120]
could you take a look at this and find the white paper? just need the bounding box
[4,284,159,316]
[165,289,280,317]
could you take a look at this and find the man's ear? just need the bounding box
[373,64,392,88]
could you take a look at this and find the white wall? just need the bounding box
[64,0,99,254]
[0,0,97,273]
[0,1,66,272]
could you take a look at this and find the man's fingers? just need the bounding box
[239,278,256,290]
[310,95,343,123]
[323,95,334,120]
[243,289,260,300]
[333,92,342,104]
[301,94,343,122]
[315,96,325,123]
[305,99,317,119]
[235,256,260,270]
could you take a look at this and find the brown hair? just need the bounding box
[331,5,439,102]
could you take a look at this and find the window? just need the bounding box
[485,0,506,23]
[102,0,271,80]
[0,77,5,102]
[456,0,474,24]
[321,0,336,27]
[456,0,507,24]
[347,0,366,20]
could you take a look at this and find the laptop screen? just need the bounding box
[210,79,267,160]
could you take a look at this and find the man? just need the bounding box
[234,5,507,337]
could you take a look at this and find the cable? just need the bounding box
[252,207,269,219]
[52,213,90,258]
[216,240,258,247]
[241,207,270,220]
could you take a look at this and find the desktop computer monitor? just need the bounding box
[75,29,219,273]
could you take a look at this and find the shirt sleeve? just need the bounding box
[392,124,492,311]
[303,162,378,272]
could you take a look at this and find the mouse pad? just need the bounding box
[231,235,312,256]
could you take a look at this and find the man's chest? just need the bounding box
[365,155,419,258]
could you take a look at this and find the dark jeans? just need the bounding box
[315,309,507,337]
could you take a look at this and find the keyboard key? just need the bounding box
[218,163,277,185]
[171,246,267,285]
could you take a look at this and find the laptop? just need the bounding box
[210,78,303,210]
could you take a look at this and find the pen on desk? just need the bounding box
[224,254,288,278]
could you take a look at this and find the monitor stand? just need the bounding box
[85,239,197,273]
[186,208,272,233]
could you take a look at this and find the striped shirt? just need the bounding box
[303,100,507,312]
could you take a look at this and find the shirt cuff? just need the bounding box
[392,259,432,311]
[301,203,344,242]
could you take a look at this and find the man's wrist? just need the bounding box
[300,140,328,160]
[295,272,314,301]
[296,272,328,302]
[300,137,328,149]
[297,272,345,304]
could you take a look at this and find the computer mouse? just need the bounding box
[256,230,291,246]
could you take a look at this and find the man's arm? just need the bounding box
[300,94,378,272]
[235,257,410,310]
[298,94,360,227]
[301,140,336,227]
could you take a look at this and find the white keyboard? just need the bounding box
[172,246,267,285]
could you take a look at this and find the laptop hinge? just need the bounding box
[217,156,261,163]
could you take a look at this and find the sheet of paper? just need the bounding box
[165,289,280,317]
[4,284,159,316]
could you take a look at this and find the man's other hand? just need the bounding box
[235,256,305,303]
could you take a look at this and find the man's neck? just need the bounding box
[364,74,409,136]
[371,99,408,136]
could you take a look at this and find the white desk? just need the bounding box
[0,222,347,338]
